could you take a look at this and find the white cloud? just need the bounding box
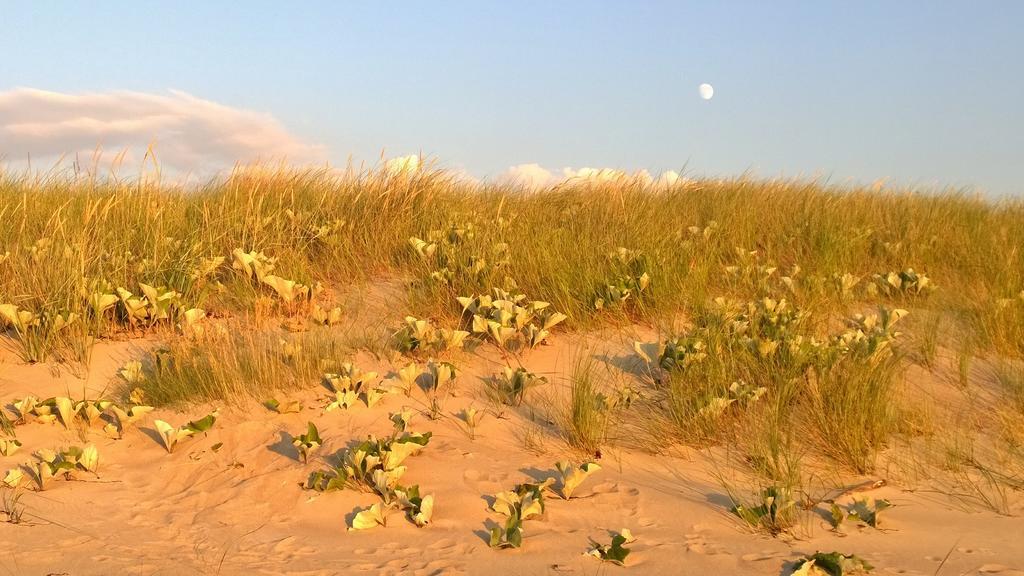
[498,163,682,189]
[0,87,326,174]
[498,163,556,188]
[383,154,422,174]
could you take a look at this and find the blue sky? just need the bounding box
[1,1,1021,194]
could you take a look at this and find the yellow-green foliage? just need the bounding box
[3,166,1023,362]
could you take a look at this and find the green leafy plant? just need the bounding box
[656,336,708,373]
[396,362,421,396]
[555,461,600,499]
[586,528,635,565]
[306,426,431,494]
[395,316,468,355]
[594,247,651,310]
[349,502,388,530]
[457,289,567,350]
[153,410,219,453]
[488,479,553,550]
[310,304,343,326]
[323,363,383,410]
[292,422,322,463]
[231,248,276,282]
[491,479,552,521]
[489,367,548,407]
[792,551,873,575]
[868,268,935,297]
[426,359,457,392]
[266,398,302,414]
[730,486,796,536]
[105,403,154,439]
[489,509,524,549]
[397,484,434,527]
[847,497,892,528]
[2,469,24,489]
[32,445,99,489]
[0,304,79,362]
[119,360,145,384]
[459,406,484,439]
[0,439,22,457]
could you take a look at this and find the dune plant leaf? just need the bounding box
[154,420,192,453]
[119,361,145,384]
[489,511,524,549]
[266,398,302,414]
[829,503,847,529]
[13,396,39,421]
[848,497,891,528]
[349,503,388,530]
[556,461,601,499]
[53,397,76,428]
[587,528,635,565]
[292,421,322,463]
[793,551,873,575]
[2,468,23,488]
[0,439,22,457]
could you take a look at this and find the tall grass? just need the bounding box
[2,165,1024,362]
[560,355,610,454]
[135,323,385,405]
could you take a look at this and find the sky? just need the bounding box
[0,1,1021,194]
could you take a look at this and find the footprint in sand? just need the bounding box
[977,565,1024,575]
[589,481,641,517]
[683,526,728,556]
[461,468,510,494]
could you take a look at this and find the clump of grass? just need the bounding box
[993,361,1024,414]
[559,355,611,454]
[807,354,903,474]
[1,488,25,525]
[135,323,383,405]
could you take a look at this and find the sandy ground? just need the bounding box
[1,328,1023,576]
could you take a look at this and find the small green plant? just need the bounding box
[586,528,635,566]
[153,410,219,453]
[310,304,343,326]
[868,268,935,297]
[730,486,796,536]
[457,289,567,350]
[555,461,600,499]
[396,362,421,395]
[488,479,554,550]
[489,367,548,407]
[1,488,25,524]
[489,509,524,548]
[594,247,651,311]
[397,484,434,527]
[105,403,154,439]
[349,502,388,530]
[792,551,873,575]
[0,439,22,457]
[2,469,24,489]
[31,445,99,489]
[459,406,484,439]
[395,316,468,355]
[847,497,892,528]
[292,422,322,463]
[119,360,145,384]
[266,398,302,414]
[305,422,432,494]
[323,363,385,411]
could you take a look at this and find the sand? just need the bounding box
[1,327,1023,576]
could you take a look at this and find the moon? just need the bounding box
[699,83,714,100]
